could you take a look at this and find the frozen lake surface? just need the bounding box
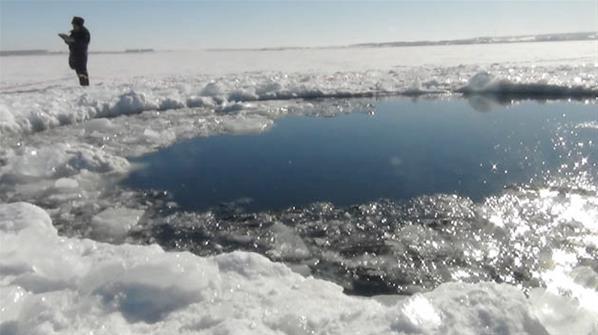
[124,98,597,212]
[1,41,597,334]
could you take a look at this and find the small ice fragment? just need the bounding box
[266,223,311,260]
[143,128,161,139]
[84,119,115,133]
[91,207,144,241]
[54,178,79,189]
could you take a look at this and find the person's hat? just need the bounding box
[72,16,85,26]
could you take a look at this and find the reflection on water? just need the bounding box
[124,98,597,212]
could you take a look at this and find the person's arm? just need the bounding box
[58,33,74,44]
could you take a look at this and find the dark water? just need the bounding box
[124,98,593,212]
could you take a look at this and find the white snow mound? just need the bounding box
[1,63,596,137]
[1,202,596,334]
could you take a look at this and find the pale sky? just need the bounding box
[1,0,597,51]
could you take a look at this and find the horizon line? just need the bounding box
[1,30,596,55]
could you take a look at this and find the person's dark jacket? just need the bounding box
[69,26,90,56]
[68,26,90,72]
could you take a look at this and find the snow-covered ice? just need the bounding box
[1,202,597,334]
[1,41,597,137]
[1,41,598,334]
[1,63,596,136]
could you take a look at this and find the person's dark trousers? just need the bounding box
[69,54,89,86]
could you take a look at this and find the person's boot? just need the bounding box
[78,74,89,86]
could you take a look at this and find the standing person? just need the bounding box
[59,16,90,86]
